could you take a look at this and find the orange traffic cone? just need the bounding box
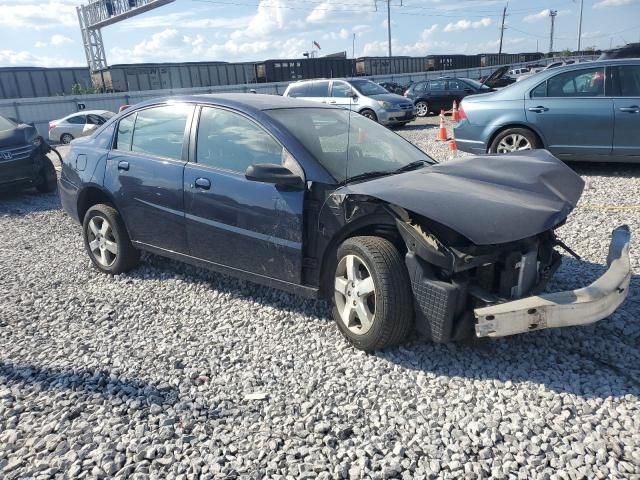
[451,100,459,122]
[449,128,458,155]
[437,109,448,141]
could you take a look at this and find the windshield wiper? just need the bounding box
[338,170,392,186]
[393,160,430,173]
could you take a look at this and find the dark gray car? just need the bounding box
[454,59,640,162]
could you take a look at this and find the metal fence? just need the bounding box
[0,56,595,137]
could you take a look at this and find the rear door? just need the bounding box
[611,64,640,160]
[426,80,449,112]
[183,105,305,283]
[104,103,194,253]
[524,66,613,161]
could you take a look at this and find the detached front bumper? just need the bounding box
[475,225,631,338]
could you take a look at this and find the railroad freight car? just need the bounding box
[0,67,92,99]
[93,62,260,92]
[518,52,544,63]
[478,53,521,67]
[256,58,354,82]
[355,56,428,76]
[425,55,480,71]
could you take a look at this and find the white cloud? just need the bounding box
[120,11,253,31]
[0,0,77,30]
[443,18,492,32]
[306,0,372,24]
[34,34,73,49]
[523,9,551,23]
[0,49,78,67]
[593,0,634,8]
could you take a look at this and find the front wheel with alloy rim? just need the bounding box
[415,101,429,117]
[332,236,414,351]
[489,128,540,154]
[82,204,140,274]
[359,109,378,122]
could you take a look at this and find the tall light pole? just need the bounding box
[576,0,584,51]
[549,10,558,54]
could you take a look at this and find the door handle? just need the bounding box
[117,161,129,171]
[619,105,640,113]
[194,177,211,190]
[527,106,549,113]
[329,100,337,104]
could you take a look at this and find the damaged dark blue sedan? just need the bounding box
[59,94,631,351]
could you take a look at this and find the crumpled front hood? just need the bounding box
[368,93,413,106]
[0,123,36,148]
[342,149,584,245]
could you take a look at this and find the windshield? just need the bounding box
[462,78,491,90]
[267,108,435,183]
[348,79,390,96]
[0,115,17,132]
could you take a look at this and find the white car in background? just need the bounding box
[48,110,115,144]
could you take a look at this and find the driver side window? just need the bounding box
[196,107,285,174]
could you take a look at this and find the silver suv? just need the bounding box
[283,78,416,127]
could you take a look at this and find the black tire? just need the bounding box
[359,109,378,122]
[60,133,73,144]
[489,127,541,154]
[332,236,413,351]
[415,101,429,117]
[82,203,140,275]
[35,157,57,194]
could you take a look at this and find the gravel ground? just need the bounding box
[0,123,639,480]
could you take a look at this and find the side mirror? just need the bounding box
[245,163,304,188]
[351,93,359,102]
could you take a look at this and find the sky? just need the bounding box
[0,0,638,68]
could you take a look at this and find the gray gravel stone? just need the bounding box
[0,135,638,478]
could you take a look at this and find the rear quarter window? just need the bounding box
[287,83,309,98]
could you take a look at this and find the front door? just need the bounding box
[183,106,305,284]
[525,66,613,161]
[329,80,355,111]
[104,103,194,253]
[612,64,640,160]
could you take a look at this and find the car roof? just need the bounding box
[66,110,111,117]
[133,93,337,113]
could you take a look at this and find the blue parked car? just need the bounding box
[59,94,631,351]
[454,59,640,162]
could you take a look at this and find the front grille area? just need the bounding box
[0,144,33,164]
[399,103,414,110]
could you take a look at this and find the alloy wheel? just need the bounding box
[87,215,119,267]
[497,133,532,153]
[416,102,428,117]
[334,254,376,335]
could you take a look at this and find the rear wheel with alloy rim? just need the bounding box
[83,204,140,274]
[489,127,540,154]
[332,236,413,351]
[60,133,73,144]
[415,101,429,117]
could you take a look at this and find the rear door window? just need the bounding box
[129,104,192,160]
[286,83,309,98]
[307,80,330,97]
[615,65,640,96]
[67,115,86,125]
[428,80,446,91]
[546,67,605,97]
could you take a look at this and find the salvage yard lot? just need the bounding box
[0,119,639,479]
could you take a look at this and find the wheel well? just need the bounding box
[487,125,544,152]
[77,187,112,222]
[318,219,405,298]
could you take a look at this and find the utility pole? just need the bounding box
[576,0,584,51]
[498,3,508,55]
[387,0,392,58]
[549,10,557,54]
[352,33,356,59]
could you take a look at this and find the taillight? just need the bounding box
[403,90,408,96]
[48,122,56,131]
[457,104,467,121]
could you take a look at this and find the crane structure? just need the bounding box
[77,0,175,72]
